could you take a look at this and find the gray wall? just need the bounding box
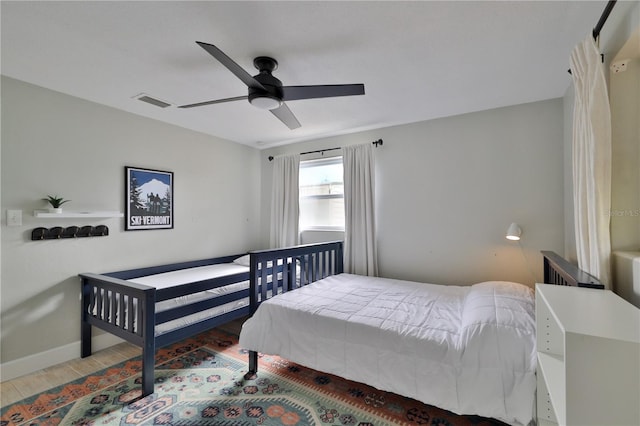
[1,77,261,374]
[262,99,565,287]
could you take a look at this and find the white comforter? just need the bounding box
[239,273,536,426]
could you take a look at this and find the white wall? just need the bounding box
[262,99,565,287]
[610,24,640,305]
[610,56,640,251]
[0,77,261,375]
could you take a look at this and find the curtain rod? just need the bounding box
[268,139,383,161]
[592,0,617,40]
[568,0,617,74]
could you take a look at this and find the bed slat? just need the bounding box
[110,291,117,325]
[282,259,290,292]
[260,262,268,303]
[127,293,134,332]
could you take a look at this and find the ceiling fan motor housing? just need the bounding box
[248,56,284,109]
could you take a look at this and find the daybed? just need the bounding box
[80,252,254,396]
[78,241,343,396]
[239,247,603,426]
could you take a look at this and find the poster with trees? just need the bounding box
[125,166,173,230]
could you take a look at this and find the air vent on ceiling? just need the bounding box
[133,93,172,108]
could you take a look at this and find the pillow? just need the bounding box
[461,281,534,329]
[233,254,251,267]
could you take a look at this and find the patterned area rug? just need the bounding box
[1,328,505,426]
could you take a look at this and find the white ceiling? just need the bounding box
[1,1,609,148]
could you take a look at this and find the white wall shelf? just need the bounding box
[33,210,123,218]
[535,283,640,426]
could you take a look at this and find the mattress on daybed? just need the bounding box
[239,273,536,426]
[97,260,294,337]
[129,263,251,336]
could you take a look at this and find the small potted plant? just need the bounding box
[43,195,71,213]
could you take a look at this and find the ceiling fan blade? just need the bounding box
[178,95,247,108]
[282,84,365,101]
[195,41,265,90]
[270,103,301,130]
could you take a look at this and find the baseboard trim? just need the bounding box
[0,334,124,382]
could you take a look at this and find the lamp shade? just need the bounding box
[506,223,522,241]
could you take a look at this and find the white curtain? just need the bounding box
[343,143,378,276]
[270,154,300,248]
[570,35,612,288]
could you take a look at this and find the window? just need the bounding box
[299,157,344,230]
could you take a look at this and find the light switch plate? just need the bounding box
[7,209,22,226]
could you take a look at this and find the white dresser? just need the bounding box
[535,283,640,426]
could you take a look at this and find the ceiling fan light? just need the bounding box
[249,95,282,110]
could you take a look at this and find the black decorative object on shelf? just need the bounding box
[31,225,109,240]
[77,226,92,238]
[91,225,109,237]
[62,226,79,238]
[31,227,47,240]
[48,226,64,239]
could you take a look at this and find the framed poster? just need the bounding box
[125,166,173,230]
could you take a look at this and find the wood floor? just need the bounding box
[1,341,141,407]
[0,319,246,408]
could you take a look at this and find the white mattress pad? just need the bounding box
[132,263,250,335]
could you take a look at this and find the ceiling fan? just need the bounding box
[178,42,365,130]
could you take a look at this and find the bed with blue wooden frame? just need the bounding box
[239,248,603,426]
[78,240,344,397]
